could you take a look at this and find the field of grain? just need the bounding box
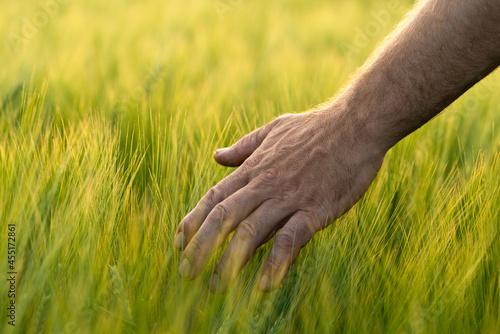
[0,0,499,333]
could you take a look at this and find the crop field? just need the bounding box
[0,0,499,333]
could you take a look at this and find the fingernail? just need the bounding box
[174,232,185,249]
[179,258,192,279]
[215,148,229,155]
[259,275,270,291]
[209,273,220,292]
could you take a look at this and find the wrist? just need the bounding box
[328,67,419,154]
[312,99,389,161]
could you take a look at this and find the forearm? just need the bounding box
[332,0,500,152]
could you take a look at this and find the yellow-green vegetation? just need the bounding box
[1,0,499,333]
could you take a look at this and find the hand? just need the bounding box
[173,108,385,293]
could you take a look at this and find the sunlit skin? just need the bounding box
[174,0,500,293]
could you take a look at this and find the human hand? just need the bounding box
[174,108,385,293]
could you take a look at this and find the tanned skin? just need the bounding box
[174,0,500,293]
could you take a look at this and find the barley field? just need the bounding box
[0,0,499,333]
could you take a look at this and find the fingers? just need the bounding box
[174,169,248,250]
[208,200,292,293]
[214,119,277,167]
[258,212,318,292]
[177,184,268,280]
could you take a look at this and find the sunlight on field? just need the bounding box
[1,0,499,333]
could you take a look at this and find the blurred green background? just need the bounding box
[1,0,499,333]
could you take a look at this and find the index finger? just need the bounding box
[174,168,248,250]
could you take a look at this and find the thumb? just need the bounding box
[214,120,276,167]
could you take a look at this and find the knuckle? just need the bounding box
[240,132,257,149]
[204,186,224,207]
[189,236,204,253]
[210,203,229,224]
[279,181,299,201]
[274,231,296,251]
[235,220,258,242]
[296,220,315,242]
[243,153,263,169]
[257,126,268,142]
[178,216,194,236]
[216,253,230,271]
[302,191,326,214]
[267,253,281,271]
[235,166,250,184]
[248,132,259,147]
[175,221,185,234]
[257,167,279,186]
